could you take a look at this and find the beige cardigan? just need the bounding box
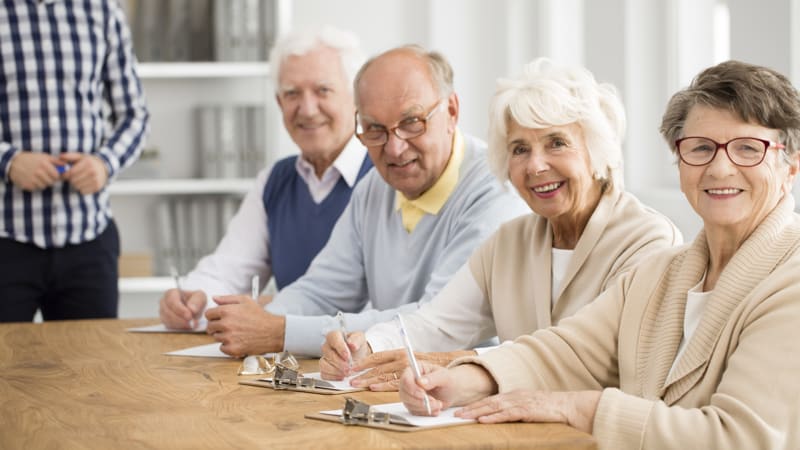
[470,186,682,341]
[459,196,800,450]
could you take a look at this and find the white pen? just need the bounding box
[397,314,431,415]
[170,265,194,329]
[251,275,259,302]
[336,311,354,370]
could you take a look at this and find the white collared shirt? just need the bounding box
[183,138,367,300]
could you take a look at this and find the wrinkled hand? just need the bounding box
[320,331,371,380]
[350,349,477,391]
[60,152,108,194]
[455,390,601,433]
[159,288,206,330]
[205,295,286,357]
[8,152,62,191]
[256,294,273,307]
[399,362,498,417]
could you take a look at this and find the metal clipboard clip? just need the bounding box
[271,363,340,390]
[341,397,412,426]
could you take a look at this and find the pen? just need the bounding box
[251,275,259,302]
[397,314,431,415]
[55,163,71,175]
[336,311,354,370]
[170,265,194,329]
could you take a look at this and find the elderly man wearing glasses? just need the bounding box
[204,45,527,357]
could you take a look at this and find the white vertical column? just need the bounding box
[427,0,512,140]
[668,0,716,91]
[535,0,584,66]
[622,0,674,192]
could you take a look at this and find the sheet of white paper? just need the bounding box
[303,372,361,390]
[127,320,207,333]
[164,342,277,359]
[320,402,474,427]
[165,343,229,358]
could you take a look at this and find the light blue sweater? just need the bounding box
[266,134,528,355]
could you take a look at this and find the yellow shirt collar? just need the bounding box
[395,130,465,231]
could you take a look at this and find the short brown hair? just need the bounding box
[660,60,800,159]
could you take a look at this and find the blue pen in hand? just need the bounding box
[336,311,354,371]
[56,163,71,175]
[397,314,431,415]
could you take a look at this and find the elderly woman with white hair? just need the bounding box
[319,58,682,388]
[400,60,800,449]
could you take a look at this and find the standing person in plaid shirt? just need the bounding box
[0,0,149,322]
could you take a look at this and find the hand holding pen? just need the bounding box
[397,314,431,415]
[336,311,354,370]
[169,265,196,329]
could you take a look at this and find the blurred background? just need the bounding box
[113,0,799,316]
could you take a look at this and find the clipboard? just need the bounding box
[238,364,366,394]
[304,397,475,432]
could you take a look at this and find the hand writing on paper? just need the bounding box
[355,349,477,391]
[59,153,108,194]
[320,330,371,380]
[399,362,497,417]
[205,294,286,357]
[159,288,206,329]
[8,152,63,191]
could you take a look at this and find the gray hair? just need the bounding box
[353,44,454,106]
[660,60,800,162]
[487,58,626,188]
[269,26,365,92]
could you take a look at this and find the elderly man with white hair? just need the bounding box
[159,26,372,330]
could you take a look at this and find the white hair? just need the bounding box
[487,58,626,188]
[269,26,365,92]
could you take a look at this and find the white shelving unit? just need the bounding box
[114,2,291,305]
[111,178,254,196]
[137,62,270,79]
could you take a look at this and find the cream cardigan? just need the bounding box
[460,196,800,450]
[469,186,682,341]
[364,186,681,352]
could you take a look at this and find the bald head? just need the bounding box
[354,45,454,109]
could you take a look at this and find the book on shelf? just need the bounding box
[125,0,275,62]
[195,104,267,179]
[154,195,243,276]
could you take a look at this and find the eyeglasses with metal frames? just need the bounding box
[354,99,445,147]
[675,136,785,167]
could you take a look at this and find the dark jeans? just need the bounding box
[0,220,120,322]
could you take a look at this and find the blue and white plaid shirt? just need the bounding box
[0,0,148,248]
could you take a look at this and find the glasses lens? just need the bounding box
[679,137,716,165]
[728,138,767,166]
[358,129,387,146]
[395,119,426,140]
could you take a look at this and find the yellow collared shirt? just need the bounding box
[395,130,465,233]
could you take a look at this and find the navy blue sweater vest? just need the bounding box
[262,155,373,290]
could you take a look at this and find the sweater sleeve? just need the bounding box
[454,271,627,393]
[593,282,800,450]
[365,264,494,353]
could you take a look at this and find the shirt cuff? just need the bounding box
[283,314,338,357]
[0,144,20,181]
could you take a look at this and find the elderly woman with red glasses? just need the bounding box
[399,60,800,450]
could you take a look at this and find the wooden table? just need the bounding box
[0,319,597,449]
